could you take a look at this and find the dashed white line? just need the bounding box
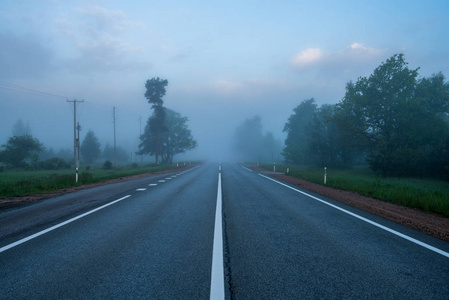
[0,195,132,253]
[136,188,147,191]
[158,180,166,183]
[258,174,449,259]
[149,183,157,186]
[241,166,252,172]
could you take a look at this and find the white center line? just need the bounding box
[258,174,449,259]
[0,195,132,253]
[210,172,225,300]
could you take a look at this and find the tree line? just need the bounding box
[0,77,197,169]
[283,54,449,180]
[232,115,283,163]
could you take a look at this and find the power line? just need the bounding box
[0,80,72,100]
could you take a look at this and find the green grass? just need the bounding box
[0,164,185,197]
[258,163,449,217]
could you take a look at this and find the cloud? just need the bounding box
[291,43,385,71]
[291,48,323,68]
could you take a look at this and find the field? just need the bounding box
[0,164,183,198]
[259,163,449,217]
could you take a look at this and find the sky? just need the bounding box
[1,0,449,162]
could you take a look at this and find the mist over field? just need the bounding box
[1,1,449,166]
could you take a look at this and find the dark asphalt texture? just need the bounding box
[221,163,449,299]
[1,162,449,299]
[0,164,217,299]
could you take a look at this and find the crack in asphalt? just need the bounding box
[222,193,236,300]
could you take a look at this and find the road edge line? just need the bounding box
[258,173,449,259]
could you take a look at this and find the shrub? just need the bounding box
[103,160,113,170]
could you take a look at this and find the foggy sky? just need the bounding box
[1,1,449,162]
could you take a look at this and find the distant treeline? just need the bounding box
[283,54,449,180]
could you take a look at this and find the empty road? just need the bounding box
[1,163,448,299]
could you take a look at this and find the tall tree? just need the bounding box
[138,109,197,163]
[335,54,449,177]
[282,98,317,165]
[81,130,101,164]
[144,77,168,164]
[306,104,358,167]
[0,135,43,168]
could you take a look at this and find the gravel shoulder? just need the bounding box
[259,169,449,242]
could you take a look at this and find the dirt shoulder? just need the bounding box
[253,167,449,243]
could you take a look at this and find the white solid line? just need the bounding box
[0,195,132,253]
[210,173,225,300]
[136,188,147,191]
[241,166,252,172]
[258,174,449,259]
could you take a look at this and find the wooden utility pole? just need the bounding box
[67,99,84,182]
[113,106,117,166]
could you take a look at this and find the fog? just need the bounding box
[1,1,449,165]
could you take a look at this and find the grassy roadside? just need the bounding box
[0,164,187,198]
[258,163,449,217]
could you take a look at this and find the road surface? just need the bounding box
[1,162,448,299]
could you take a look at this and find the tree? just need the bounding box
[81,130,101,164]
[306,104,358,167]
[233,115,264,161]
[138,109,197,163]
[161,109,197,163]
[335,54,449,177]
[282,98,317,164]
[103,143,129,163]
[144,77,169,164]
[0,135,43,168]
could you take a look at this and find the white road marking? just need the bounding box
[0,195,132,253]
[149,183,157,186]
[136,188,147,191]
[158,180,166,183]
[165,177,172,180]
[258,174,449,259]
[241,166,252,172]
[210,172,225,300]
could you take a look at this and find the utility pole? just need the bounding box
[77,122,81,164]
[113,106,117,167]
[67,99,84,182]
[139,115,143,164]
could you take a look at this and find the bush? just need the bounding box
[37,157,70,170]
[103,160,113,170]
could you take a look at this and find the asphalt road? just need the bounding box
[1,162,449,299]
